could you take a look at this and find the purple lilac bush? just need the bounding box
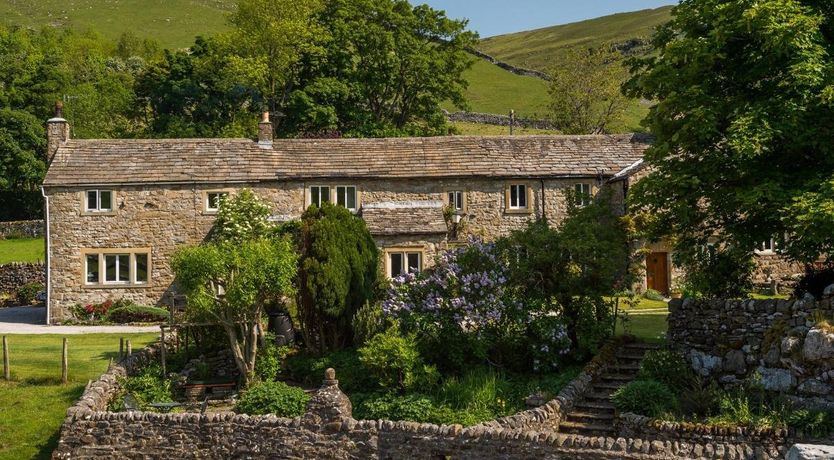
[383,238,570,372]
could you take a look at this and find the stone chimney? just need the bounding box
[46,101,70,164]
[258,111,273,147]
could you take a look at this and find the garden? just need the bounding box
[111,188,636,425]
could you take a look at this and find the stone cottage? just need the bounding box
[40,109,651,322]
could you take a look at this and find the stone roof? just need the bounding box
[361,201,447,236]
[43,134,652,186]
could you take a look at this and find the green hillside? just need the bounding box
[478,6,673,72]
[446,59,550,118]
[0,0,232,49]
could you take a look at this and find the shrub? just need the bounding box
[674,244,754,299]
[352,302,387,347]
[436,368,511,415]
[787,408,834,438]
[235,381,309,416]
[794,264,834,300]
[109,363,174,411]
[643,289,664,301]
[284,349,374,394]
[70,299,114,321]
[255,333,290,382]
[354,393,438,422]
[611,380,678,417]
[106,305,169,323]
[358,327,439,392]
[637,349,693,391]
[679,376,720,418]
[16,282,43,305]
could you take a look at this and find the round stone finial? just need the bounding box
[324,368,337,385]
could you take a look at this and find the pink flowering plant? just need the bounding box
[383,238,571,373]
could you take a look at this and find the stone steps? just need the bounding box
[558,341,658,438]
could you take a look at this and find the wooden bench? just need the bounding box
[183,379,237,401]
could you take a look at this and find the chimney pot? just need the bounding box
[55,100,64,119]
[46,102,70,164]
[258,112,273,146]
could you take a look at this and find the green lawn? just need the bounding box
[613,296,669,342]
[0,238,45,264]
[0,333,158,460]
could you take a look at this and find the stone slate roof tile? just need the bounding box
[361,204,448,236]
[43,134,652,186]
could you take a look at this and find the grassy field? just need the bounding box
[445,59,551,119]
[0,333,159,460]
[0,0,232,50]
[478,6,673,71]
[451,122,559,136]
[0,238,45,264]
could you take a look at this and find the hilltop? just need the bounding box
[478,6,673,72]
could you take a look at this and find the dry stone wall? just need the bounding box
[0,262,44,295]
[447,111,557,130]
[55,338,793,459]
[0,219,43,238]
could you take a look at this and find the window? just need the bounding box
[448,191,464,212]
[336,186,357,211]
[83,250,151,287]
[508,184,528,210]
[574,183,592,207]
[205,191,229,212]
[387,250,423,278]
[310,186,330,208]
[85,190,113,212]
[758,239,779,254]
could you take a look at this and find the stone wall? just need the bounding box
[617,413,792,447]
[668,297,834,399]
[46,178,611,320]
[0,262,45,295]
[447,111,557,130]
[465,47,552,81]
[54,339,790,459]
[752,253,805,291]
[0,219,44,238]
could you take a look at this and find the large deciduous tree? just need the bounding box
[548,46,631,134]
[625,0,834,264]
[297,203,379,353]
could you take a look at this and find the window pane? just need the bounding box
[311,187,320,207]
[118,254,129,282]
[99,191,112,210]
[510,186,519,207]
[346,187,356,210]
[407,253,421,274]
[86,254,99,284]
[135,253,148,283]
[456,192,463,210]
[448,192,456,208]
[337,186,346,207]
[105,255,117,282]
[87,191,98,211]
[517,185,527,208]
[320,186,330,203]
[390,253,403,277]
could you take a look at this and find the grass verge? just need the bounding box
[0,333,158,460]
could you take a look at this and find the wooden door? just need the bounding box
[646,252,669,295]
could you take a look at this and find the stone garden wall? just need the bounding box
[0,219,44,238]
[0,262,44,296]
[54,338,792,459]
[446,110,557,130]
[465,47,552,81]
[668,297,834,400]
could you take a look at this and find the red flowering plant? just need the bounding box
[71,299,115,321]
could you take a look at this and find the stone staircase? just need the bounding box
[559,342,660,437]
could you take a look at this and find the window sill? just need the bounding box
[81,211,117,217]
[505,208,533,215]
[83,283,152,289]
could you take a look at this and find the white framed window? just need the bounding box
[83,250,151,287]
[757,238,779,254]
[387,250,423,278]
[574,183,592,207]
[336,186,358,212]
[508,184,528,210]
[310,185,331,208]
[205,191,229,212]
[448,191,464,212]
[85,190,113,212]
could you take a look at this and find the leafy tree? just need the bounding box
[548,46,631,134]
[625,0,834,265]
[297,203,379,353]
[284,0,476,137]
[504,190,633,356]
[0,109,46,190]
[172,238,298,387]
[213,188,273,243]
